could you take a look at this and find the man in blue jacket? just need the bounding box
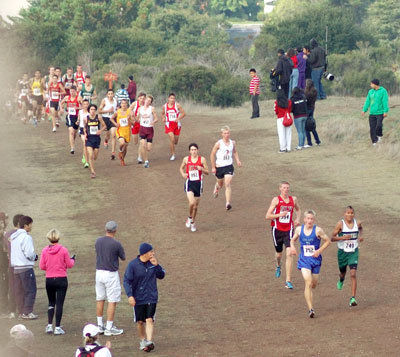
[123,242,165,352]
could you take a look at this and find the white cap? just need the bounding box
[82,324,100,338]
[10,324,27,337]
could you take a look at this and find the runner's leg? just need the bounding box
[350,268,357,297]
[168,132,175,156]
[285,247,293,283]
[301,268,314,310]
[223,174,233,206]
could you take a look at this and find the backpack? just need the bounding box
[78,345,105,357]
[305,115,316,131]
[282,110,293,127]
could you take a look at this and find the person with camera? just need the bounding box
[39,229,75,335]
[309,39,327,100]
[273,49,293,98]
[304,79,321,147]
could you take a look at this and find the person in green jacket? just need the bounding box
[362,79,389,145]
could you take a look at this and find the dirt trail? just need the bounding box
[1,97,400,356]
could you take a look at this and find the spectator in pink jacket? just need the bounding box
[39,229,75,335]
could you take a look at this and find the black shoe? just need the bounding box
[226,204,232,211]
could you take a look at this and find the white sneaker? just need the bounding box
[185,217,192,228]
[372,142,377,146]
[295,146,302,150]
[190,223,197,232]
[139,339,147,350]
[21,312,38,320]
[52,127,56,132]
[104,325,124,336]
[54,326,65,335]
[303,145,311,148]
[377,136,382,142]
[144,340,155,352]
[45,325,53,334]
[170,154,176,161]
[98,325,105,334]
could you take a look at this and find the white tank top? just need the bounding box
[78,109,88,128]
[337,219,359,251]
[103,97,117,117]
[139,106,154,128]
[216,139,234,167]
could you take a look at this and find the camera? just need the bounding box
[323,72,335,81]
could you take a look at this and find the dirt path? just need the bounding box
[1,97,400,356]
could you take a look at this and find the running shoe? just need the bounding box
[190,223,197,232]
[275,266,281,278]
[213,185,219,198]
[278,150,286,153]
[54,326,65,335]
[285,281,293,289]
[144,161,149,168]
[104,140,108,148]
[90,172,96,179]
[185,217,192,228]
[98,325,105,334]
[377,136,382,142]
[226,203,232,211]
[45,324,53,334]
[21,313,38,320]
[104,325,123,336]
[170,154,175,161]
[144,340,154,352]
[137,157,143,164]
[70,149,74,155]
[111,153,116,160]
[349,297,357,307]
[139,339,147,350]
[309,309,315,318]
[336,280,343,290]
[303,145,311,148]
[84,163,89,168]
[8,312,16,319]
[295,146,302,150]
[33,118,38,127]
[55,122,60,127]
[52,127,56,132]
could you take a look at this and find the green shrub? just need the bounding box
[210,76,248,107]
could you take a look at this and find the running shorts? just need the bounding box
[32,95,43,106]
[132,121,140,135]
[66,115,79,130]
[165,121,181,135]
[139,127,154,143]
[271,227,291,253]
[95,270,121,303]
[103,117,115,131]
[185,180,202,197]
[79,127,84,136]
[297,257,321,274]
[133,303,157,323]
[338,248,358,270]
[50,101,59,110]
[86,136,101,149]
[215,165,234,179]
[116,127,131,143]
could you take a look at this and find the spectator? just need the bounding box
[115,84,130,107]
[3,214,23,319]
[362,79,389,145]
[249,68,260,119]
[127,75,137,103]
[309,39,327,100]
[75,324,112,357]
[39,229,75,335]
[123,242,165,352]
[95,221,125,336]
[303,46,312,80]
[274,89,292,153]
[304,79,321,147]
[290,87,308,150]
[273,49,293,98]
[288,48,299,97]
[0,212,9,317]
[296,47,306,89]
[10,216,38,319]
[2,324,35,357]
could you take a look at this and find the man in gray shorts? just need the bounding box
[95,221,125,336]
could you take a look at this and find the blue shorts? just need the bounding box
[86,135,101,149]
[297,257,321,274]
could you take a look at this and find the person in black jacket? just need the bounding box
[290,87,308,150]
[304,79,321,147]
[309,39,327,100]
[273,49,293,98]
[303,46,312,80]
[123,243,165,353]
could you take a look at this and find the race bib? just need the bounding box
[84,95,91,101]
[142,118,150,126]
[89,126,98,135]
[68,107,76,115]
[65,82,72,88]
[119,117,128,127]
[303,245,315,257]
[343,240,357,252]
[33,88,41,96]
[279,212,290,224]
[168,112,177,121]
[189,169,200,181]
[51,92,59,100]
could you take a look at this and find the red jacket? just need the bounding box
[127,81,136,101]
[274,100,292,118]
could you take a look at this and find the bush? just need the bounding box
[210,76,248,107]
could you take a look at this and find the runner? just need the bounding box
[54,67,62,83]
[265,181,300,289]
[136,95,159,168]
[78,99,90,168]
[83,104,106,178]
[210,126,242,210]
[30,70,44,125]
[48,74,66,132]
[17,73,31,123]
[99,89,118,159]
[179,143,209,232]
[79,75,97,104]
[161,93,186,161]
[290,210,331,318]
[60,86,80,154]
[129,92,146,163]
[74,65,86,91]
[331,206,364,307]
[43,66,55,122]
[62,67,76,96]
[110,99,134,166]
[115,84,130,107]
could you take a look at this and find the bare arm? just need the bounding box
[331,221,351,242]
[358,221,364,242]
[290,226,301,255]
[210,142,219,173]
[201,157,209,175]
[177,103,186,121]
[98,99,106,113]
[232,140,242,167]
[292,196,301,226]
[59,83,66,95]
[179,157,188,179]
[161,105,166,123]
[110,112,118,127]
[98,116,106,134]
[265,197,286,220]
[314,227,331,257]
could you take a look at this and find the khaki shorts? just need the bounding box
[95,270,121,302]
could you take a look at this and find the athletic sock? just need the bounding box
[97,317,103,326]
[106,321,113,330]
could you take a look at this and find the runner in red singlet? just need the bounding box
[48,75,66,132]
[74,65,86,91]
[265,181,301,289]
[129,92,146,163]
[60,86,80,154]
